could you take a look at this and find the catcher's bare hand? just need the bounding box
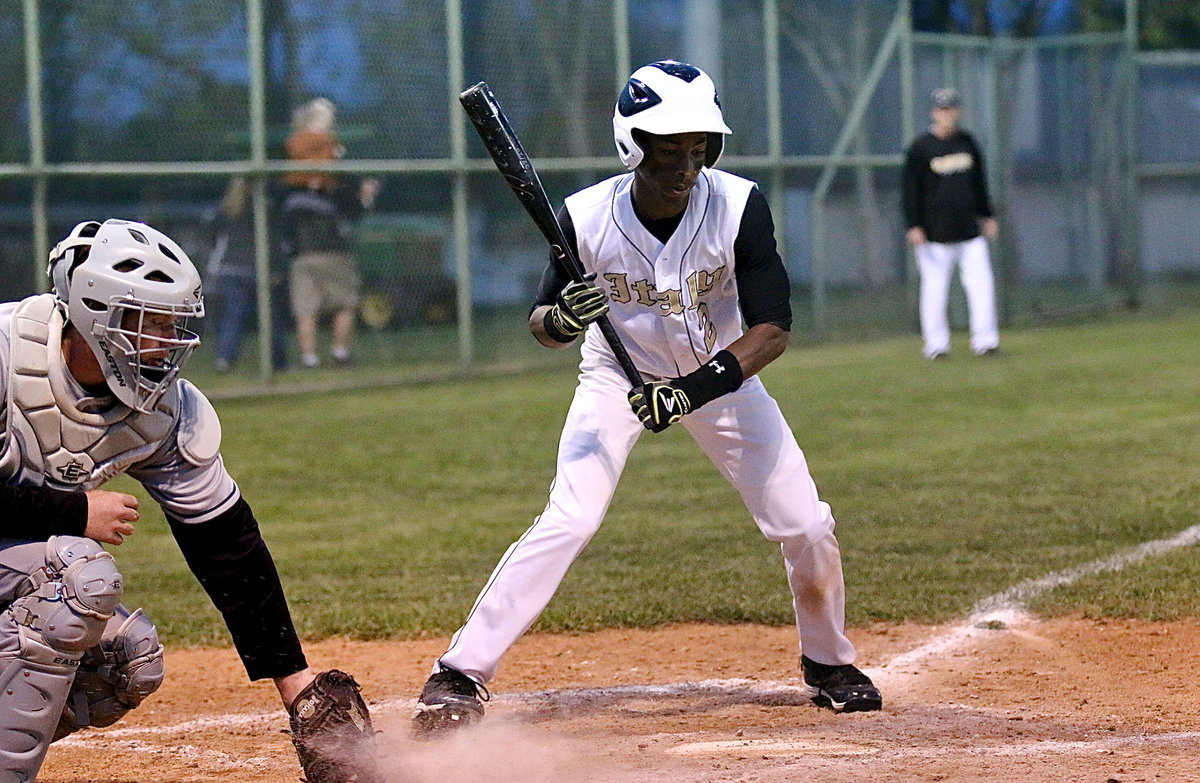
[84,489,139,545]
[288,669,383,783]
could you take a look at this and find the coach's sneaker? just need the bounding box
[412,665,489,736]
[801,655,882,713]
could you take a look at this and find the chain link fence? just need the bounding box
[1,0,1197,394]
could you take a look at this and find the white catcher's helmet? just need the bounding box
[47,219,204,413]
[612,60,732,170]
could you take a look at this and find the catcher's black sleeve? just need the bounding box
[167,497,308,681]
[0,484,88,539]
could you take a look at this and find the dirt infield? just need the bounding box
[42,616,1200,783]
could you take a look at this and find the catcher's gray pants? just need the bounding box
[0,537,160,783]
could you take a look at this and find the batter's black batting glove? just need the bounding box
[628,350,745,434]
[543,273,610,343]
[628,381,691,432]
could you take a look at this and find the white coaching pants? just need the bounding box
[916,235,999,357]
[438,365,858,684]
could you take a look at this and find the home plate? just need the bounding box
[668,738,877,757]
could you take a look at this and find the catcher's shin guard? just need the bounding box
[287,669,383,783]
[54,606,165,741]
[0,537,122,782]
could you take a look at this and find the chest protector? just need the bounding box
[0,295,179,491]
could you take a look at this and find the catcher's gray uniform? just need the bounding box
[0,294,231,775]
[0,292,306,780]
[0,218,380,783]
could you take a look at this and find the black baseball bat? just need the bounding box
[459,81,644,388]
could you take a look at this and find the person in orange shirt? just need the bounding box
[285,97,343,194]
[280,98,378,368]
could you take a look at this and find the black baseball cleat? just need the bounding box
[801,655,883,713]
[411,665,489,737]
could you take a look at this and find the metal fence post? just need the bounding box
[810,4,907,335]
[1123,0,1143,307]
[763,0,785,265]
[247,0,275,383]
[448,0,473,372]
[23,0,47,290]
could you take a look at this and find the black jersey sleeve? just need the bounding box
[733,187,792,331]
[0,485,88,539]
[530,205,576,313]
[966,134,994,219]
[901,138,927,229]
[167,497,308,681]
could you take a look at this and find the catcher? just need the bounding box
[0,219,381,783]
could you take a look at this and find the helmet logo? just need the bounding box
[618,78,662,118]
[649,60,702,82]
[96,338,128,389]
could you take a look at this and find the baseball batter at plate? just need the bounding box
[413,60,881,734]
[0,220,380,783]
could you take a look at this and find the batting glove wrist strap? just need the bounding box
[543,306,582,343]
[673,349,743,410]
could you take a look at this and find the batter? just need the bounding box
[413,60,881,734]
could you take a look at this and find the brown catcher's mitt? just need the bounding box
[288,669,384,783]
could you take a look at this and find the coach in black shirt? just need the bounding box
[903,87,1001,359]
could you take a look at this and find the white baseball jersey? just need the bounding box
[568,168,754,380]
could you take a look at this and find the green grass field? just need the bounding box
[107,310,1200,647]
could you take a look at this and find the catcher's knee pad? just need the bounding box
[0,536,123,781]
[55,606,164,740]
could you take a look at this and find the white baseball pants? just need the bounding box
[438,366,858,684]
[916,235,999,357]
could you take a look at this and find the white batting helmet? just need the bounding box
[47,219,204,413]
[612,60,732,170]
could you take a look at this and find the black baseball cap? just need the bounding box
[931,88,961,109]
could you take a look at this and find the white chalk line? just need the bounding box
[668,730,1200,759]
[881,521,1200,675]
[56,522,1200,768]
